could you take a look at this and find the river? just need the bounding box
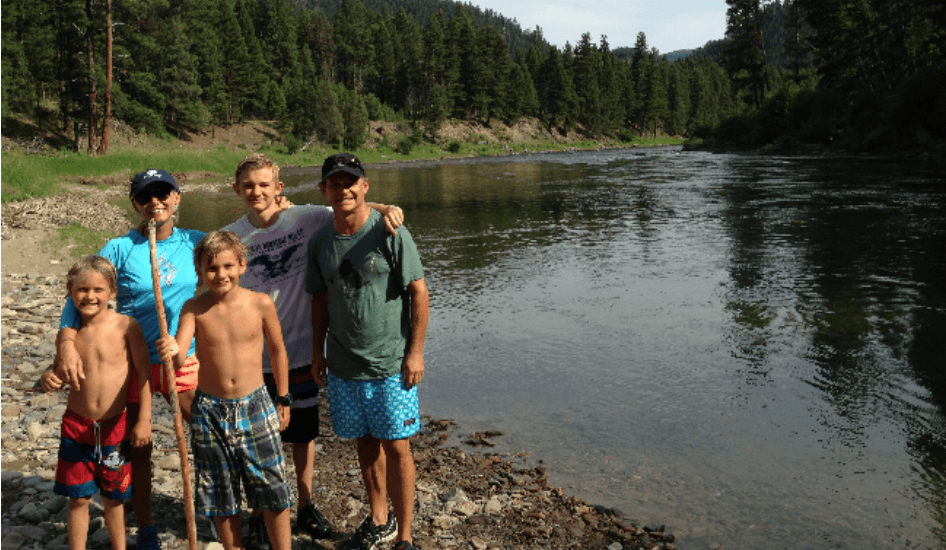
[176,147,946,549]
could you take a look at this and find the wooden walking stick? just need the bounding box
[148,219,198,550]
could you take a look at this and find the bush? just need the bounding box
[446,140,462,153]
[395,139,413,155]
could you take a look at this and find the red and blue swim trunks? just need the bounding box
[54,409,133,501]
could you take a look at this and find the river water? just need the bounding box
[178,148,946,549]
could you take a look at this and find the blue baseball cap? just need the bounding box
[130,169,179,196]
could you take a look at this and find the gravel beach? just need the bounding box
[2,184,678,549]
[1,270,677,550]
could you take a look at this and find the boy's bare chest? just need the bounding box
[196,306,263,344]
[75,325,130,375]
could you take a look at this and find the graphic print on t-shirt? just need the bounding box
[158,253,178,287]
[245,227,308,284]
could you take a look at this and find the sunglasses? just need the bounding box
[133,185,175,205]
[322,155,365,180]
[334,156,363,172]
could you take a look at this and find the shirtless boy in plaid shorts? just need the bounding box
[158,231,292,550]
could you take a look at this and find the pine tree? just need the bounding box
[337,82,369,148]
[573,32,604,136]
[307,72,345,147]
[597,35,625,136]
[393,8,423,119]
[668,61,691,136]
[263,0,301,83]
[538,46,579,131]
[725,0,768,108]
[630,32,654,133]
[158,16,207,133]
[473,25,512,123]
[369,15,397,106]
[420,10,451,129]
[448,4,478,118]
[503,58,538,123]
[185,0,228,127]
[235,4,270,118]
[333,0,373,94]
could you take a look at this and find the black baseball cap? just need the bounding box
[321,153,366,183]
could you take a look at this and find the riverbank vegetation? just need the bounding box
[2,0,942,189]
[1,0,719,165]
[708,0,945,154]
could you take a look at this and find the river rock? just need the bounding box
[156,454,181,471]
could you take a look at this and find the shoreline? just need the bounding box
[1,273,677,550]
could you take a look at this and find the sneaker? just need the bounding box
[341,514,398,550]
[246,514,272,550]
[136,525,163,550]
[298,500,333,539]
[393,541,418,550]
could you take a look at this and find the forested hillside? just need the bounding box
[715,0,945,151]
[302,0,541,54]
[0,0,734,154]
[2,0,943,155]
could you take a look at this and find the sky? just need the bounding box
[468,0,730,53]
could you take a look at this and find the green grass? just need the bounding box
[1,147,255,203]
[44,223,116,258]
[2,132,684,203]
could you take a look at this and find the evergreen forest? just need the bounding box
[2,0,944,154]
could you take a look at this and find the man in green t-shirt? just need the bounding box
[306,153,429,550]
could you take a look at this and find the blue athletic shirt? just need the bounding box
[59,227,204,363]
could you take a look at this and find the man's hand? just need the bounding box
[40,370,64,394]
[311,355,328,387]
[56,340,85,391]
[276,403,290,431]
[402,352,425,388]
[383,206,404,235]
[275,195,294,212]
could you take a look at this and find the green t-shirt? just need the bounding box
[306,210,425,380]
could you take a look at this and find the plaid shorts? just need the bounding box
[190,386,292,516]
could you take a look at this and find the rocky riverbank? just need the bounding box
[1,272,678,550]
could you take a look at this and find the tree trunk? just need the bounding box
[98,0,112,155]
[86,0,99,155]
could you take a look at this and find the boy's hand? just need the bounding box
[40,370,64,393]
[155,336,179,365]
[276,403,290,431]
[311,355,328,387]
[130,420,152,448]
[402,352,425,388]
[383,205,404,235]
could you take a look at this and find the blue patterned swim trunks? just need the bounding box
[327,372,421,440]
[191,386,292,516]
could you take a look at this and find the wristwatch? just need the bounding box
[275,394,293,406]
